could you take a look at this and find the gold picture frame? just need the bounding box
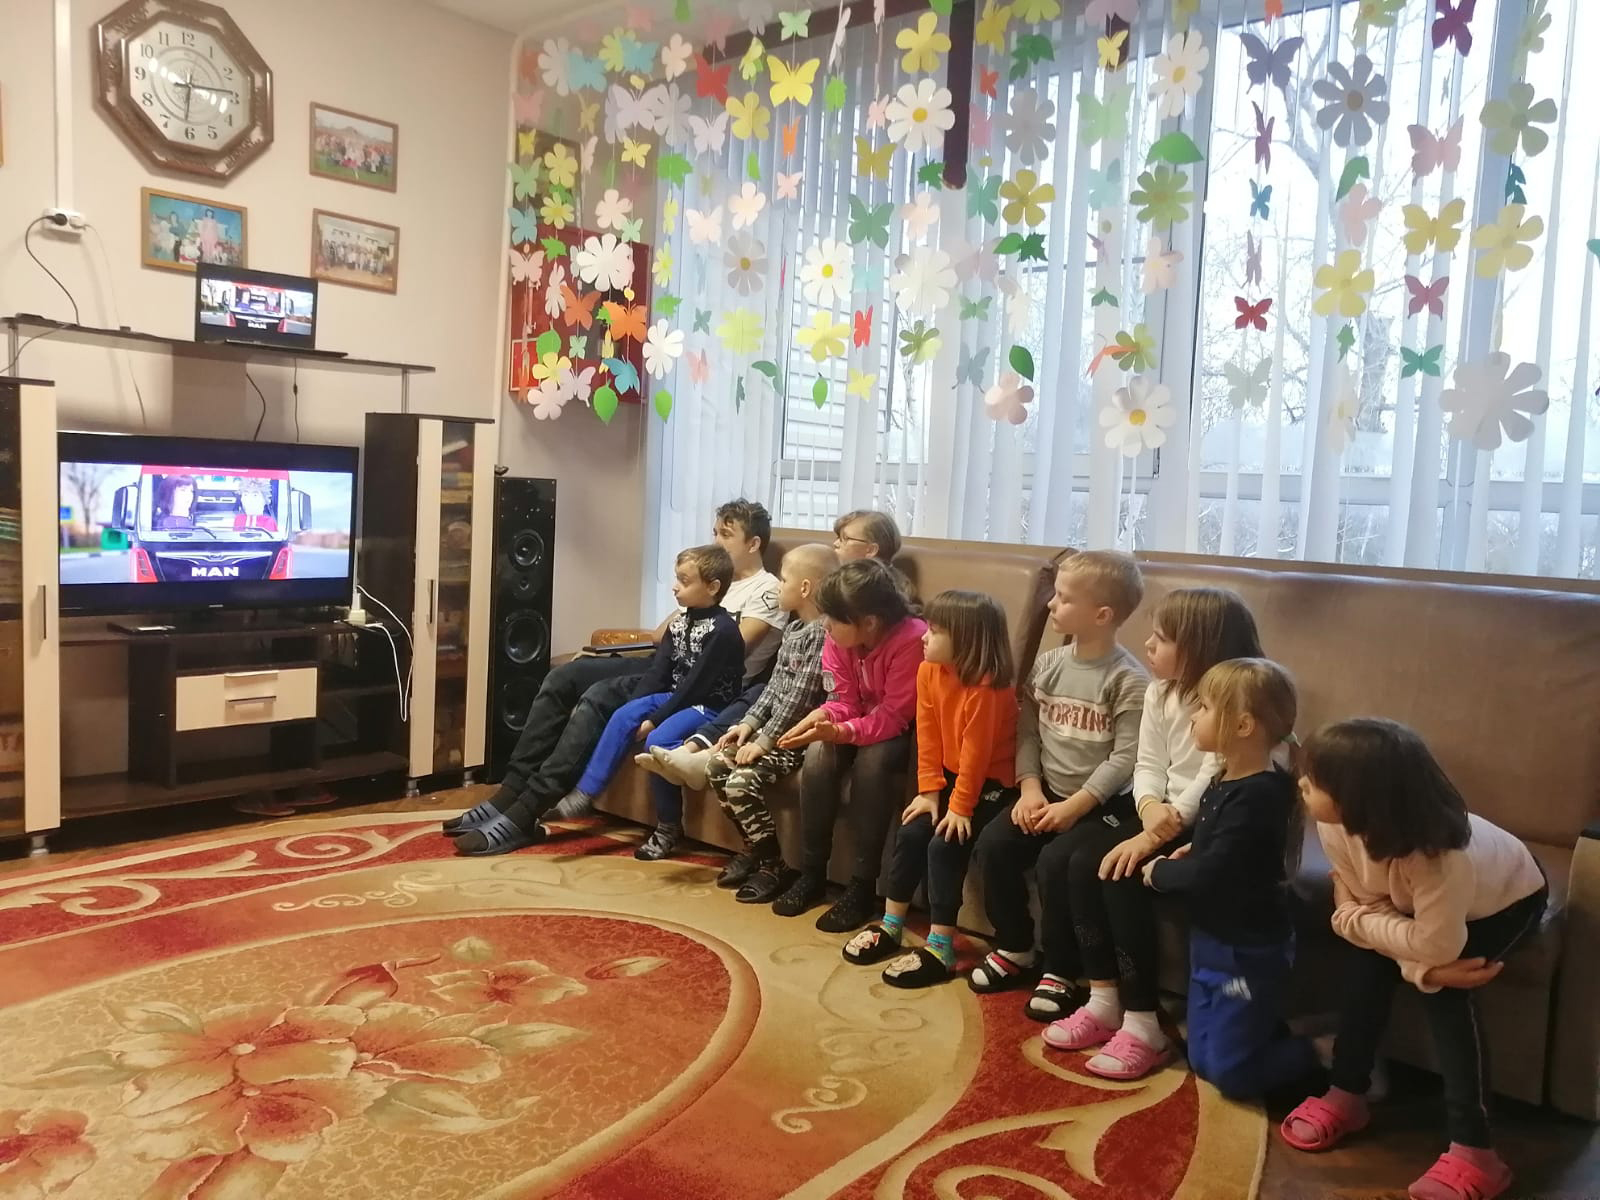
[139,187,248,274]
[309,102,398,192]
[310,209,399,294]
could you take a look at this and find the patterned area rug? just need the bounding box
[0,814,1265,1199]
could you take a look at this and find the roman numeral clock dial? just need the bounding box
[95,0,273,180]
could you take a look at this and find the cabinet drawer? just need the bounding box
[174,667,319,732]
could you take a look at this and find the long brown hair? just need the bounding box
[817,558,912,628]
[925,589,1014,687]
[1301,719,1471,861]
[1154,587,1264,700]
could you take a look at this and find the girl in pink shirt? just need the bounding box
[775,559,926,932]
[1283,719,1547,1200]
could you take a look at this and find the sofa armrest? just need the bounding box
[589,627,656,646]
[1549,830,1600,1117]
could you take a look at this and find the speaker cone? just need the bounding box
[501,611,549,666]
[511,530,545,570]
[498,677,541,732]
[509,571,538,602]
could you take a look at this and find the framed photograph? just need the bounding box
[311,209,399,294]
[309,103,398,192]
[140,188,247,274]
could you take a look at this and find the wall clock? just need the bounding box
[94,0,273,181]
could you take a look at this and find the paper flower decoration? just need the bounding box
[686,206,723,246]
[661,33,693,79]
[898,320,942,363]
[796,312,851,361]
[1224,357,1272,410]
[652,244,674,289]
[1480,82,1557,158]
[723,233,768,294]
[1440,353,1549,450]
[650,84,693,146]
[539,194,575,229]
[901,190,941,239]
[539,38,573,95]
[1338,183,1382,246]
[1312,249,1375,319]
[530,378,569,420]
[595,189,634,233]
[1353,0,1404,36]
[1401,199,1466,255]
[573,234,634,292]
[885,79,955,155]
[1471,203,1543,278]
[896,13,951,74]
[1326,367,1360,453]
[726,92,772,141]
[1514,0,1552,76]
[1150,31,1209,120]
[945,234,997,284]
[543,142,578,190]
[891,247,958,315]
[716,308,765,354]
[984,371,1034,424]
[1140,236,1183,294]
[800,238,854,305]
[643,320,685,379]
[1100,377,1176,456]
[1000,169,1055,227]
[1002,88,1056,166]
[1130,166,1194,226]
[530,348,572,385]
[728,182,768,230]
[1312,55,1389,147]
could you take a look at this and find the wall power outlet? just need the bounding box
[41,208,85,237]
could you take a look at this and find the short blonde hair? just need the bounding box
[1060,550,1144,622]
[1198,658,1297,749]
[782,543,839,585]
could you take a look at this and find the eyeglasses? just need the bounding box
[834,533,871,547]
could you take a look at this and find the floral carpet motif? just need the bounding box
[0,813,1265,1199]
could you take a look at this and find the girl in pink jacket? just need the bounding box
[774,559,926,933]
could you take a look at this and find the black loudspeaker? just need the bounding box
[487,476,556,781]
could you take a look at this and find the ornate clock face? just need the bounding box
[95,0,273,180]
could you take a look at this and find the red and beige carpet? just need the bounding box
[0,813,1265,1199]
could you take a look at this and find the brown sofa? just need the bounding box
[591,535,1600,1118]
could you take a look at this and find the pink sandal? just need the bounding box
[1279,1095,1370,1152]
[1042,1006,1119,1051]
[1083,1030,1177,1081]
[1407,1151,1511,1200]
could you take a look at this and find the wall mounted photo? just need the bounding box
[310,209,399,294]
[140,187,247,274]
[309,103,398,192]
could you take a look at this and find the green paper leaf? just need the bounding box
[1147,132,1204,166]
[675,0,690,20]
[1589,238,1600,261]
[747,151,761,181]
[657,152,693,187]
[735,376,748,411]
[541,237,567,259]
[994,232,1026,255]
[1336,156,1369,202]
[1018,233,1046,261]
[1336,323,1356,360]
[1505,163,1527,205]
[812,378,828,407]
[1090,287,1118,308]
[929,0,953,11]
[751,360,782,393]
[824,76,847,111]
[593,385,619,424]
[654,389,674,420]
[918,161,946,188]
[1009,345,1035,381]
[535,330,562,360]
[655,294,682,319]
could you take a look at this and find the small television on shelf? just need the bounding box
[58,432,358,615]
[194,264,319,351]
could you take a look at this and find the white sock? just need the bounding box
[1121,1009,1166,1048]
[1085,984,1122,1028]
[998,947,1038,967]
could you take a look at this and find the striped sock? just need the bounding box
[880,912,905,941]
[926,931,955,966]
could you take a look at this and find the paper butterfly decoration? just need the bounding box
[1224,357,1272,407]
[1401,344,1445,378]
[608,84,655,139]
[694,53,732,103]
[1239,33,1304,96]
[853,307,874,347]
[856,138,894,182]
[778,9,809,38]
[686,206,723,245]
[514,91,543,125]
[687,349,711,383]
[1408,117,1464,178]
[770,58,820,106]
[956,344,991,387]
[517,129,538,160]
[621,138,650,167]
[848,197,893,247]
[508,161,540,202]
[1432,0,1476,55]
[621,37,659,74]
[1234,296,1272,331]
[690,111,729,154]
[619,217,644,242]
[979,67,999,99]
[560,286,601,329]
[1253,103,1274,170]
[1097,29,1129,71]
[1405,274,1450,318]
[776,171,804,200]
[569,54,606,93]
[603,356,641,395]
[508,206,539,245]
[1246,232,1263,287]
[508,247,544,285]
[1249,180,1272,220]
[960,296,992,321]
[829,6,851,67]
[604,301,649,342]
[740,37,766,82]
[1078,86,1131,147]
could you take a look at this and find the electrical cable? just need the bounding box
[23,217,80,325]
[357,584,414,648]
[367,622,411,723]
[1,331,54,376]
[85,223,148,428]
[247,371,267,440]
[292,359,301,443]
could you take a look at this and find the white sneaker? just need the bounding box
[646,745,687,785]
[661,744,712,791]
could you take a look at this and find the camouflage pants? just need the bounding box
[704,746,806,852]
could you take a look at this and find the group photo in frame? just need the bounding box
[140,188,247,274]
[309,102,398,192]
[310,209,400,294]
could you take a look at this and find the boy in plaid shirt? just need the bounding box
[702,544,839,902]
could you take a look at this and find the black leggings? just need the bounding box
[799,735,913,881]
[884,774,1013,926]
[976,793,1150,995]
[1330,883,1548,1148]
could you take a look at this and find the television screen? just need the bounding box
[194,265,318,351]
[58,433,357,615]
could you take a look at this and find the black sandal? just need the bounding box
[841,923,903,965]
[882,946,953,989]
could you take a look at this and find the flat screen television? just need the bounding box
[194,264,319,351]
[58,433,358,615]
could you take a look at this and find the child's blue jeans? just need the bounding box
[574,694,714,801]
[1186,928,1317,1100]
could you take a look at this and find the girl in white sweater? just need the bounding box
[1283,719,1546,1200]
[1056,588,1264,1080]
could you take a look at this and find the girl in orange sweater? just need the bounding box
[842,590,1018,988]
